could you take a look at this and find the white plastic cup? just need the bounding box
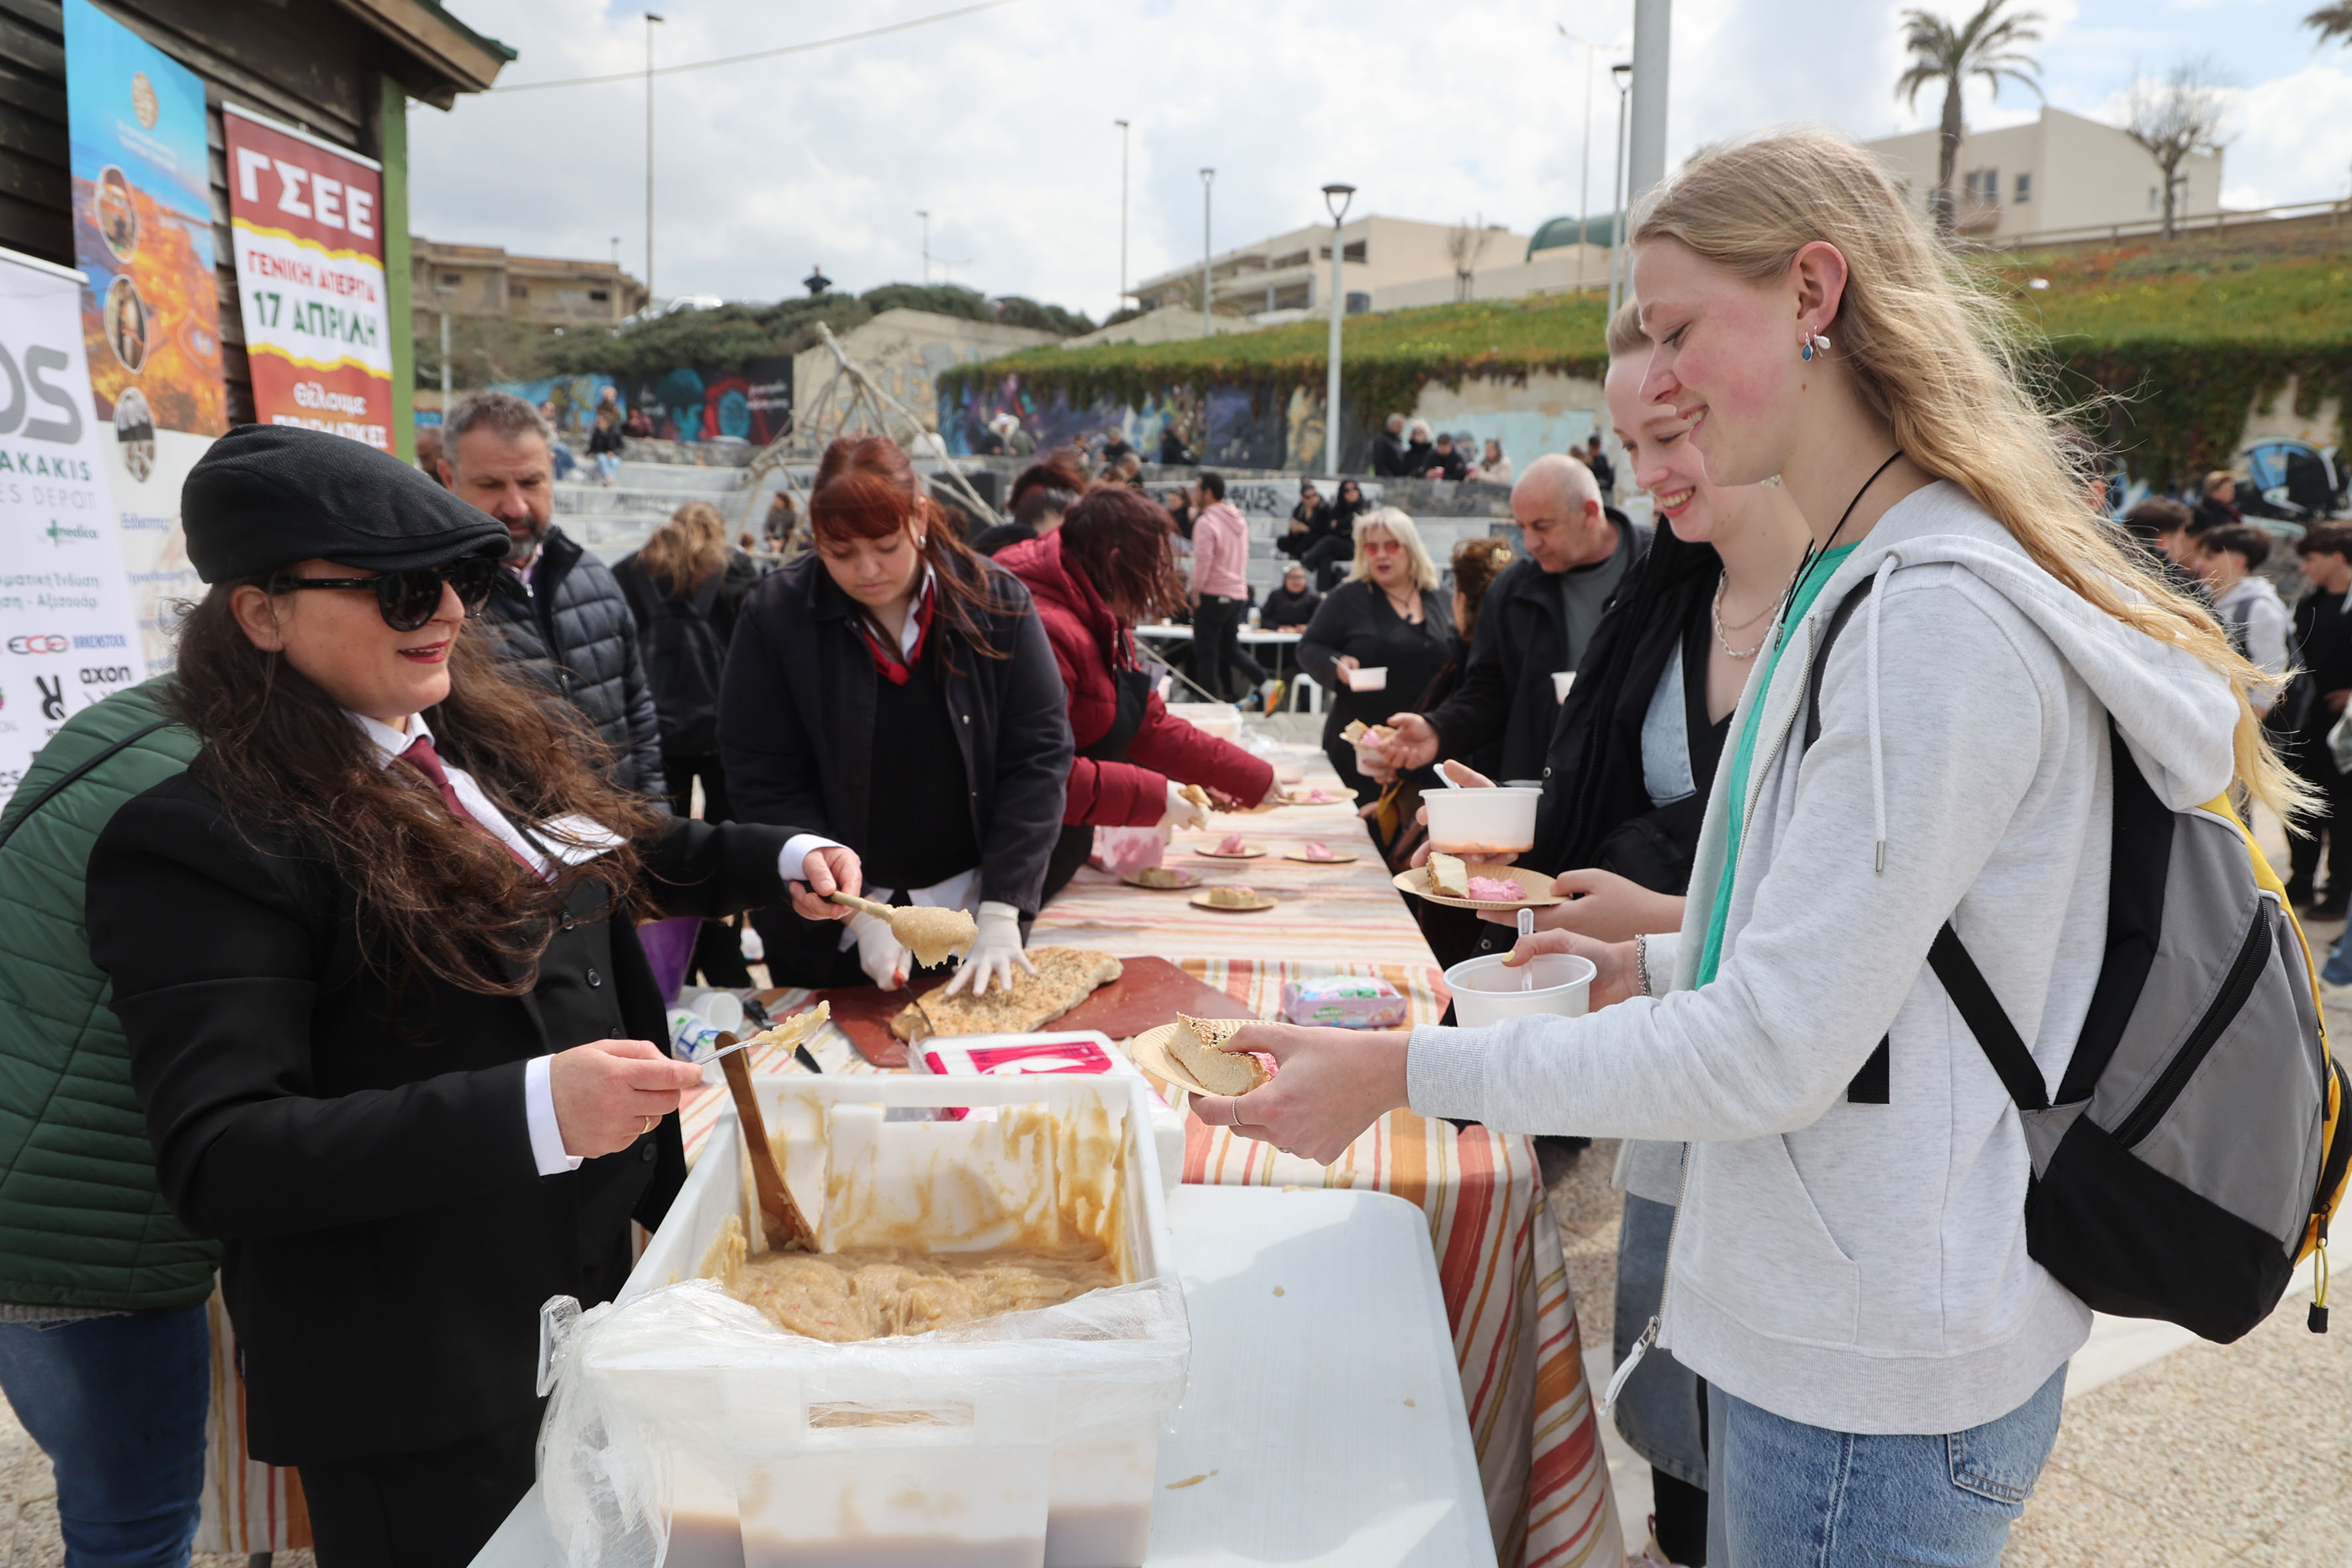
[1552,670,1574,702]
[692,989,745,1032]
[1348,666,1389,692]
[1422,785,1541,857]
[1444,952,1595,1027]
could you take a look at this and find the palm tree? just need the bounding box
[2310,5,2352,45]
[1897,1,2046,234]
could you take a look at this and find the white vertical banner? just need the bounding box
[0,244,142,797]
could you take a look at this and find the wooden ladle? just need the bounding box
[824,892,978,969]
[712,1032,818,1251]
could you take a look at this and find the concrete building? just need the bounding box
[1862,106,2222,244]
[1131,215,1536,321]
[411,238,649,335]
[793,307,1056,439]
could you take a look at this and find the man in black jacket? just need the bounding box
[2289,526,2352,915]
[1372,412,1408,477]
[441,391,666,799]
[1370,453,1647,784]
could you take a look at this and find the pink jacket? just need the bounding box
[1190,502,1250,600]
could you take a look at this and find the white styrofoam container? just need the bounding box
[612,1073,1182,1568]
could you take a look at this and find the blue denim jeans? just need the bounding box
[0,1306,209,1568]
[2324,925,2352,986]
[1706,1364,2066,1567]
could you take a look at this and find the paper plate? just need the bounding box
[1193,843,1266,859]
[1189,890,1277,913]
[1392,864,1563,911]
[1119,868,1204,890]
[1281,847,1360,865]
[1127,1020,1270,1096]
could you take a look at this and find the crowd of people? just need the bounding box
[0,126,2341,1568]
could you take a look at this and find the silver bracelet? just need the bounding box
[1633,934,1652,998]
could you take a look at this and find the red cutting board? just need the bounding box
[804,955,1257,1068]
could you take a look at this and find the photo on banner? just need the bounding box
[0,246,143,796]
[223,104,394,451]
[61,0,225,673]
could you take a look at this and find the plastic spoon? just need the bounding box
[1518,907,1535,991]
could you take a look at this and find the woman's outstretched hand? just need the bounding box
[1478,867,1686,943]
[1188,1022,1411,1166]
[1507,928,1644,1009]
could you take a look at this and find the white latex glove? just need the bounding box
[1157,780,1211,831]
[944,900,1034,997]
[850,910,908,990]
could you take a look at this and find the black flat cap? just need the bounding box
[182,424,510,584]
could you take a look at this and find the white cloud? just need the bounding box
[404,0,2352,320]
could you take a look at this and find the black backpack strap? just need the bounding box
[1798,576,1893,1104]
[1928,924,2051,1113]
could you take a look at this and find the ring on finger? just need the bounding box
[640,1114,656,1137]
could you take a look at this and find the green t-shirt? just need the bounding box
[1695,544,1859,987]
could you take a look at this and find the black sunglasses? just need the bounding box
[275,556,501,632]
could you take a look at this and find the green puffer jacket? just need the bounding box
[0,677,216,1310]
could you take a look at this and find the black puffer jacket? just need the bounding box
[481,526,665,799]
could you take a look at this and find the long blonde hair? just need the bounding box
[1633,129,2300,817]
[638,500,729,596]
[1348,506,1442,591]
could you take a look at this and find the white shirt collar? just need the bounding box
[349,709,427,765]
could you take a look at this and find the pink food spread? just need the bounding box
[1306,788,1334,803]
[1304,842,1334,861]
[1466,875,1526,902]
[1218,833,1246,854]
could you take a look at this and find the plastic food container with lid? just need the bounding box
[537,1073,1188,1568]
[1421,785,1542,858]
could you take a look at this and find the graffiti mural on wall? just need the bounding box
[806,340,992,443]
[625,357,792,445]
[487,374,621,434]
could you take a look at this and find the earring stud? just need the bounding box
[1801,332,1832,361]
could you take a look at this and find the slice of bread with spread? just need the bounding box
[1167,1013,1273,1095]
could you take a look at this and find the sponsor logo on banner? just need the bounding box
[223,105,392,451]
[8,635,70,655]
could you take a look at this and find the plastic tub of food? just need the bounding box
[1445,951,1595,1027]
[1421,786,1541,858]
[538,1073,1186,1568]
[1346,665,1388,692]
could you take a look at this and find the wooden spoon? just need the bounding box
[712,1032,817,1251]
[825,892,978,969]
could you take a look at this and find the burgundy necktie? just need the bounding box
[395,734,539,874]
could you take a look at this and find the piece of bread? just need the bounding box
[1168,1013,1273,1095]
[1204,886,1260,908]
[890,947,1123,1042]
[1429,852,1470,899]
[1340,719,1370,745]
[1131,866,1186,888]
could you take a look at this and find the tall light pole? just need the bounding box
[916,210,930,281]
[435,276,457,401]
[1558,26,1603,292]
[1321,182,1355,481]
[1199,168,1215,338]
[644,12,663,304]
[1607,62,1632,325]
[1626,0,1672,206]
[1115,119,1131,315]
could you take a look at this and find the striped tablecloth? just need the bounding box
[673,956,1623,1568]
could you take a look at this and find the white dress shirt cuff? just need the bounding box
[524,1053,585,1175]
[780,833,846,886]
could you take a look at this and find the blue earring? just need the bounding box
[1802,332,1832,361]
[1800,339,1814,361]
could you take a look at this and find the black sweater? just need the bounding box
[1297,580,1457,797]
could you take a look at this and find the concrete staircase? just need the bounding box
[551,455,766,564]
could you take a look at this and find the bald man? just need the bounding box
[1372,453,1646,784]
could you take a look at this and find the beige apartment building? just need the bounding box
[1130,214,1544,319]
[411,238,650,335]
[1862,106,2222,243]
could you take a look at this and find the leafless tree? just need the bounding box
[2124,58,2230,241]
[1447,218,1495,303]
[1896,0,2045,234]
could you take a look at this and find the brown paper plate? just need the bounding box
[1392,864,1563,911]
[1281,847,1360,865]
[1188,890,1277,912]
[1128,1020,1271,1096]
[1193,843,1266,860]
[1119,868,1204,890]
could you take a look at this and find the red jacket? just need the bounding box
[998,534,1275,825]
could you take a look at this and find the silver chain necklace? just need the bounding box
[1711,576,1771,660]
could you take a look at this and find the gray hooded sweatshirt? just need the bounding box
[1408,481,2242,1435]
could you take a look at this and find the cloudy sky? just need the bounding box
[408,0,2352,321]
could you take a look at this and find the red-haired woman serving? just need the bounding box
[720,436,1075,991]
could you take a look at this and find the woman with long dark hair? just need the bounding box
[83,426,860,1567]
[720,436,1073,993]
[998,485,1279,900]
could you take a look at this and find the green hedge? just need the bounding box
[939,248,2352,485]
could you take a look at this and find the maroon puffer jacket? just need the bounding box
[998,534,1275,824]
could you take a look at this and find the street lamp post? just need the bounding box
[1556,26,1601,292]
[1115,119,1131,315]
[1320,182,1355,481]
[435,277,457,401]
[1199,168,1214,338]
[917,210,930,282]
[1607,62,1632,325]
[644,12,663,304]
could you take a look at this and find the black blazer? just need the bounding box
[717,551,1072,915]
[84,775,805,1466]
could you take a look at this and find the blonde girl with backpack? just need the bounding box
[1193,129,2290,1564]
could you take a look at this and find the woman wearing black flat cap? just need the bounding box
[83,426,862,1567]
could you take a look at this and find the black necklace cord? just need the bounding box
[1777,449,1906,640]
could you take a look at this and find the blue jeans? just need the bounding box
[1707,1364,2065,1567]
[0,1306,210,1568]
[2324,925,2352,986]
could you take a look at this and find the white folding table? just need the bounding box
[470,1186,1494,1567]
